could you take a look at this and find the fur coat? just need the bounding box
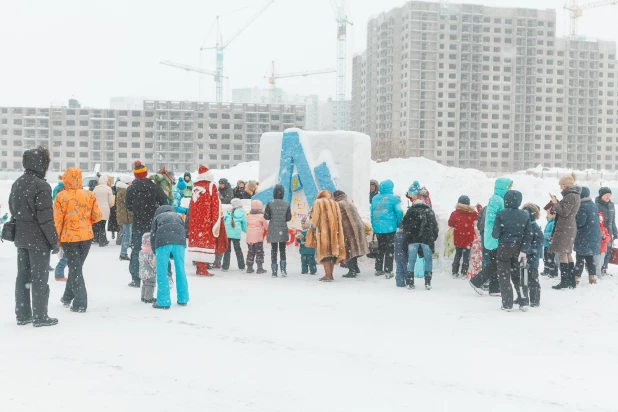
[335,192,369,261]
[309,191,346,263]
[549,186,582,254]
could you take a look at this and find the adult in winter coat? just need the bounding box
[54,168,103,313]
[522,204,543,307]
[93,175,114,246]
[218,178,234,204]
[233,180,249,199]
[8,147,60,327]
[264,184,292,276]
[573,187,601,285]
[107,178,120,240]
[549,174,581,290]
[126,161,169,287]
[115,176,133,260]
[245,180,258,198]
[595,187,617,274]
[246,199,269,274]
[477,205,491,269]
[402,198,439,289]
[542,213,558,277]
[149,167,174,205]
[223,198,247,271]
[470,177,513,295]
[334,190,369,278]
[183,172,193,197]
[150,205,189,309]
[308,190,346,282]
[52,177,64,201]
[486,190,532,311]
[370,180,403,277]
[369,179,379,204]
[447,195,478,278]
[187,166,225,276]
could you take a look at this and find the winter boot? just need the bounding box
[425,272,432,290]
[405,271,415,289]
[452,272,459,279]
[342,270,357,278]
[385,272,394,279]
[128,280,140,288]
[33,317,59,327]
[119,253,130,261]
[271,263,278,277]
[256,263,267,274]
[469,280,484,295]
[375,270,384,276]
[589,275,597,284]
[552,263,570,290]
[17,318,33,326]
[246,265,255,274]
[280,261,288,277]
[152,303,170,310]
[569,262,577,289]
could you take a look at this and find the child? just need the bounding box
[542,212,558,278]
[150,205,189,309]
[265,184,292,277]
[246,199,269,274]
[223,198,247,272]
[296,217,318,275]
[447,195,478,278]
[491,190,532,312]
[522,204,543,307]
[597,211,610,279]
[467,211,483,280]
[139,233,157,304]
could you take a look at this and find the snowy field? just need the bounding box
[2,158,618,411]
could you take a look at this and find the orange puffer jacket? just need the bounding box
[54,168,103,243]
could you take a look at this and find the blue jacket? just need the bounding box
[173,180,188,215]
[224,207,247,240]
[52,182,64,201]
[484,177,513,250]
[491,190,532,253]
[371,180,404,234]
[525,209,544,270]
[543,219,555,248]
[298,229,316,256]
[574,188,601,256]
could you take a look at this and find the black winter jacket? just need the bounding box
[492,190,532,253]
[595,196,617,238]
[8,148,58,250]
[402,201,439,251]
[524,209,544,270]
[477,206,487,233]
[150,205,187,251]
[219,179,234,204]
[264,184,292,243]
[126,178,168,233]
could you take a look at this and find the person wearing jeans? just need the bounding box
[115,177,133,260]
[447,195,478,278]
[121,223,132,257]
[55,255,67,281]
[370,180,403,278]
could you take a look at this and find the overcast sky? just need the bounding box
[1,0,618,108]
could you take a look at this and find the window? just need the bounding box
[209,154,217,160]
[80,131,89,137]
[66,120,75,126]
[119,142,128,148]
[132,153,140,159]
[118,153,127,158]
[131,142,140,148]
[80,120,88,127]
[131,132,140,138]
[119,132,127,137]
[209,113,218,119]
[79,142,88,148]
[119,121,128,127]
[234,134,243,140]
[234,124,242,130]
[66,131,75,137]
[132,121,140,127]
[132,111,141,117]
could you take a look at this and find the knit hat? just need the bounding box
[231,198,243,209]
[177,179,187,191]
[599,187,612,197]
[458,195,470,206]
[580,186,590,199]
[333,190,345,199]
[141,233,152,253]
[133,161,147,179]
[523,203,540,220]
[558,172,576,188]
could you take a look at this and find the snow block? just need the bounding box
[258,128,372,228]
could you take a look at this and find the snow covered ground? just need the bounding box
[2,158,618,411]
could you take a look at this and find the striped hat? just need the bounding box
[133,161,147,179]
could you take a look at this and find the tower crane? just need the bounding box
[565,0,617,37]
[265,61,336,104]
[201,0,275,103]
[330,0,353,130]
[160,60,228,80]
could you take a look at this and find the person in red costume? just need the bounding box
[187,166,227,276]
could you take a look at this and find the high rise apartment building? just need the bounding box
[352,0,618,172]
[0,101,305,173]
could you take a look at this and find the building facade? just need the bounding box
[352,0,618,172]
[0,100,305,173]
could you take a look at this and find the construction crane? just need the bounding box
[201,0,275,103]
[565,0,617,37]
[160,60,228,80]
[265,61,336,104]
[330,0,353,130]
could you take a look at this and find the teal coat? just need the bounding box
[483,177,513,251]
[224,207,247,240]
[370,180,404,234]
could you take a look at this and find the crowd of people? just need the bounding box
[4,146,616,326]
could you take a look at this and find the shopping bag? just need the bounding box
[610,240,618,265]
[367,234,379,258]
[443,227,455,258]
[414,257,425,278]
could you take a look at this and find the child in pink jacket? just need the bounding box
[246,200,269,273]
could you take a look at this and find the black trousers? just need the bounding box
[527,268,541,307]
[16,248,51,322]
[223,239,245,270]
[61,240,92,310]
[246,242,265,266]
[271,242,287,263]
[496,243,522,310]
[375,233,395,273]
[129,230,145,283]
[347,256,361,274]
[574,253,597,278]
[602,244,612,271]
[452,247,471,275]
[94,220,108,245]
[543,247,558,276]
[470,248,500,294]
